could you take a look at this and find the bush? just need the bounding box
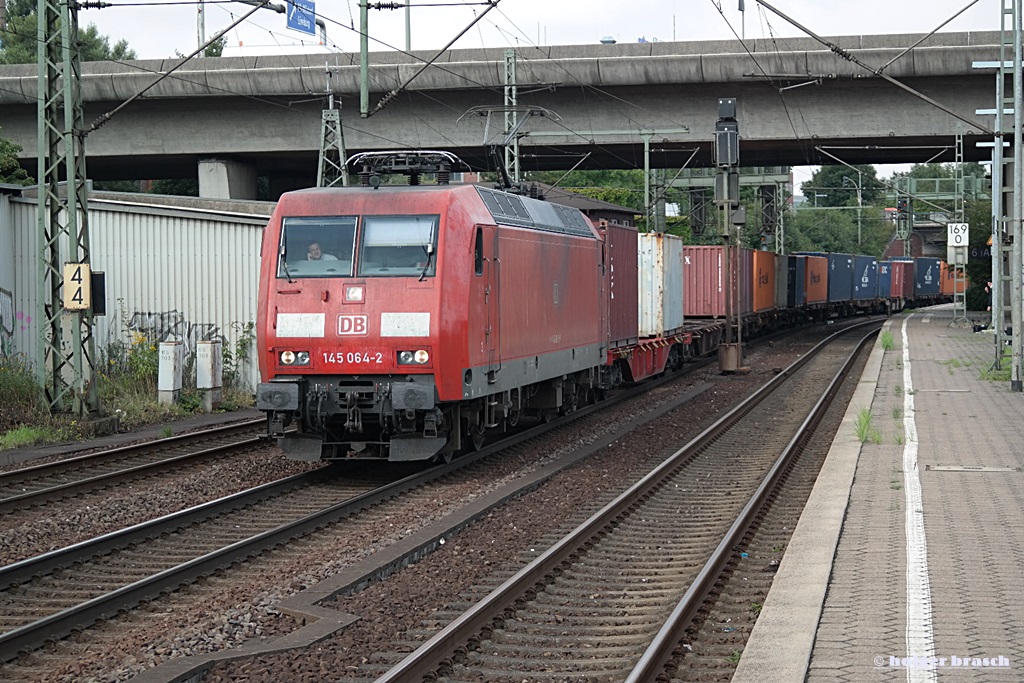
[0,354,45,433]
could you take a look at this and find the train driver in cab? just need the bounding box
[307,241,337,261]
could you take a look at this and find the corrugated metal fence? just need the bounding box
[0,191,271,390]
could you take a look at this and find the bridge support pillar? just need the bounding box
[198,158,257,199]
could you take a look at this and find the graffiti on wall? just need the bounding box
[127,309,223,357]
[122,308,256,390]
[0,288,25,358]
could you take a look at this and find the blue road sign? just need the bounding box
[287,0,316,36]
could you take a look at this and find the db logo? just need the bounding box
[338,315,368,335]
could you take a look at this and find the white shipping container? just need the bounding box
[637,232,684,338]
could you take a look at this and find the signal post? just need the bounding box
[714,97,746,373]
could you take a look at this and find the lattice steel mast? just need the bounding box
[36,0,98,416]
[317,64,349,188]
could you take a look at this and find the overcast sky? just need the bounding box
[84,0,1002,61]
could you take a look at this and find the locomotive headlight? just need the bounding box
[279,350,310,366]
[397,349,430,365]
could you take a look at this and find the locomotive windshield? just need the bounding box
[278,216,357,278]
[358,215,438,278]
[276,214,438,279]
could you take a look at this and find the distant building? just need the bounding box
[883,233,926,259]
[531,182,639,228]
[458,177,639,227]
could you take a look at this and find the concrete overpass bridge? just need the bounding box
[0,30,1003,198]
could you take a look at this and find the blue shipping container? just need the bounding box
[787,255,807,308]
[877,261,892,299]
[826,253,854,303]
[915,257,941,296]
[852,255,878,300]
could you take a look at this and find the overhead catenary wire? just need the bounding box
[3,0,506,169]
[876,0,978,72]
[816,145,953,215]
[709,0,816,166]
[485,6,693,171]
[755,0,995,137]
[86,0,272,134]
[370,0,500,116]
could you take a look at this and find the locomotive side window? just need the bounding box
[474,227,484,275]
[358,215,438,277]
[278,216,357,278]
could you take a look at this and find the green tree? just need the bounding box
[148,178,199,196]
[204,36,226,58]
[784,204,895,258]
[528,169,645,194]
[563,186,642,211]
[1,0,136,64]
[888,162,989,216]
[174,33,226,59]
[964,197,994,311]
[800,164,882,207]
[93,179,142,192]
[0,128,33,185]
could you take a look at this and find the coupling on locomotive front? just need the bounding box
[255,152,609,463]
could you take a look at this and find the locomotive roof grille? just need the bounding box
[476,187,594,238]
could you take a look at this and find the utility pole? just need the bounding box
[360,0,369,117]
[503,49,520,184]
[982,0,1024,388]
[1012,0,1023,391]
[842,172,863,245]
[36,0,100,417]
[714,97,744,373]
[317,64,349,187]
[895,189,913,256]
[949,131,969,327]
[197,0,205,51]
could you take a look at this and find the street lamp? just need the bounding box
[843,173,863,246]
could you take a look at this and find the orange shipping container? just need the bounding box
[805,255,828,304]
[941,261,967,295]
[752,250,777,312]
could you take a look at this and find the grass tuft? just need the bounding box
[855,407,882,444]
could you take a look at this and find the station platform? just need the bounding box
[733,305,1024,682]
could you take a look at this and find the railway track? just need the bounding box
[0,420,265,513]
[0,321,876,681]
[668,342,869,679]
[360,323,878,682]
[0,338,729,667]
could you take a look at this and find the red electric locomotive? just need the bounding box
[255,152,610,462]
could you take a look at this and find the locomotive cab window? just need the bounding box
[278,216,356,278]
[358,215,438,277]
